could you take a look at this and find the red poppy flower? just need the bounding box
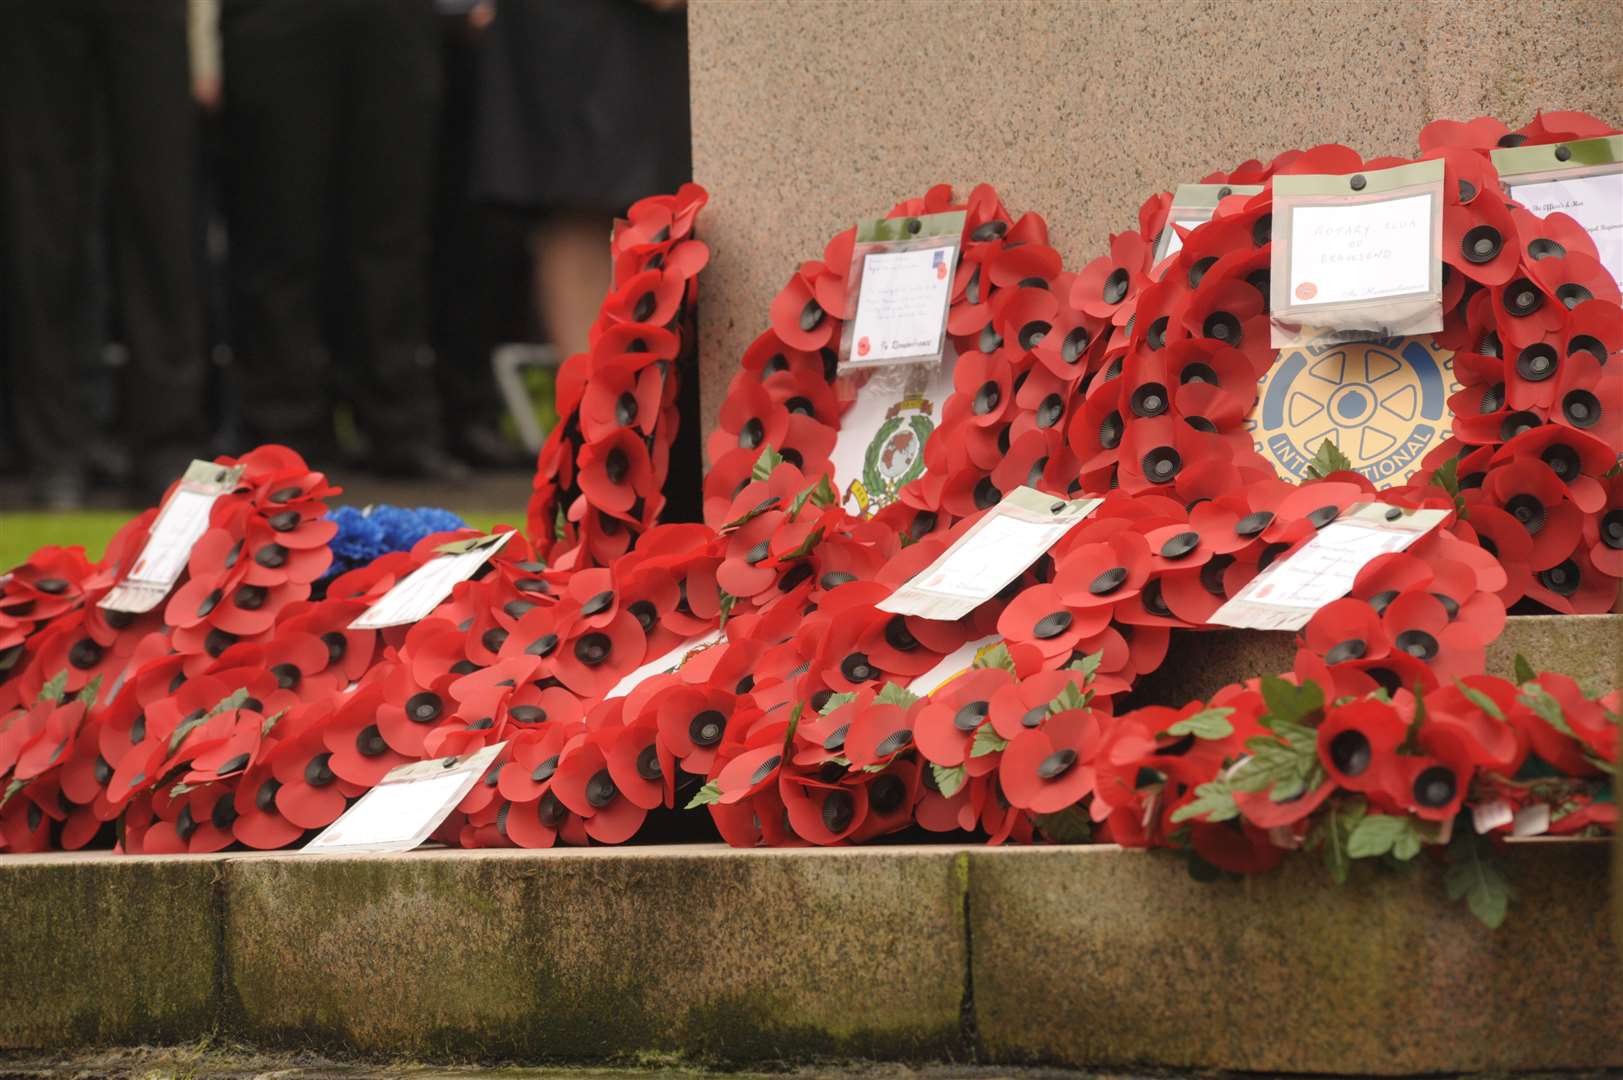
[1190,819,1283,874]
[1480,457,1584,570]
[1054,531,1152,610]
[270,706,362,830]
[1302,598,1391,668]
[1072,231,1150,322]
[998,707,1100,814]
[1315,697,1407,792]
[769,267,838,353]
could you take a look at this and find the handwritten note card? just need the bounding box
[1289,193,1433,307]
[847,244,956,366]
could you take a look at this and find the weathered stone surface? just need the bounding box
[689,0,1623,439]
[969,841,1622,1074]
[221,845,969,1063]
[0,853,220,1049]
[1130,613,1622,707]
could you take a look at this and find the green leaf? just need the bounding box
[1445,830,1513,929]
[1034,806,1092,844]
[970,727,1009,758]
[36,670,68,706]
[787,474,838,520]
[168,687,250,756]
[1306,438,1354,480]
[751,445,785,483]
[931,763,967,798]
[721,494,782,532]
[0,777,27,810]
[1318,799,1366,885]
[1346,813,1426,860]
[1259,675,1324,730]
[973,643,1015,673]
[819,691,857,715]
[1231,718,1322,803]
[1512,653,1537,686]
[74,674,105,711]
[1454,680,1505,721]
[1519,683,1575,738]
[782,701,805,750]
[717,590,737,628]
[777,526,824,562]
[685,781,722,810]
[262,709,286,737]
[1046,681,1090,717]
[1431,456,1460,497]
[1066,650,1103,683]
[553,504,568,543]
[1169,780,1239,824]
[874,682,920,708]
[1167,706,1235,740]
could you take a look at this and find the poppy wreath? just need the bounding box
[1,115,1618,930]
[525,184,711,571]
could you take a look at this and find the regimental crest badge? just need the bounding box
[848,397,934,516]
[1249,335,1461,487]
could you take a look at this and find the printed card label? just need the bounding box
[1507,171,1623,285]
[349,532,514,630]
[847,244,957,366]
[1208,503,1449,631]
[879,487,1101,622]
[302,742,506,855]
[1289,193,1434,306]
[100,460,245,614]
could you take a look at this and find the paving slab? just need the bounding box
[220,845,971,1064]
[0,854,221,1049]
[968,840,1622,1074]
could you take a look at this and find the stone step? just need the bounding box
[2,842,1618,1073]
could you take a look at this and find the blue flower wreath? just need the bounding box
[322,505,470,580]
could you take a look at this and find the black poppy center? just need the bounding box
[1102,267,1130,305]
[822,789,856,833]
[1099,410,1124,450]
[305,752,336,788]
[1130,382,1168,418]
[973,380,1002,415]
[1462,224,1501,264]
[68,638,103,670]
[1504,493,1546,534]
[739,417,765,449]
[1538,560,1580,596]
[255,543,288,569]
[1159,531,1199,560]
[1328,729,1372,776]
[841,652,878,683]
[357,724,388,758]
[1395,629,1439,661]
[527,633,560,658]
[1142,447,1181,483]
[1563,390,1600,428]
[1089,567,1128,596]
[407,691,443,724]
[1413,766,1456,808]
[1062,326,1091,364]
[1037,748,1077,780]
[574,632,612,667]
[1515,343,1557,382]
[636,744,662,782]
[1033,610,1073,639]
[875,729,913,757]
[690,709,725,747]
[1325,638,1367,665]
[1203,311,1241,344]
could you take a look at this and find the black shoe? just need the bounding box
[370,445,473,484]
[32,466,88,511]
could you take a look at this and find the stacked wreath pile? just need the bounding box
[1,113,1616,927]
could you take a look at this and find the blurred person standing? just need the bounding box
[221,0,467,480]
[0,0,206,509]
[473,0,691,362]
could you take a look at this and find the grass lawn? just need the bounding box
[1,510,508,573]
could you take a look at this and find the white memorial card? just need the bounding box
[302,742,506,855]
[1288,193,1434,307]
[847,244,957,366]
[1208,503,1449,631]
[101,460,246,614]
[879,487,1101,622]
[349,531,515,630]
[605,628,724,699]
[1507,171,1623,285]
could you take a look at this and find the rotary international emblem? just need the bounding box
[1249,336,1461,487]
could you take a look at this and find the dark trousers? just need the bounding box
[0,0,203,476]
[222,0,442,455]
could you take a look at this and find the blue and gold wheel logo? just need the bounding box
[1249,336,1461,487]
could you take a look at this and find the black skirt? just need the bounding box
[472,0,691,215]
